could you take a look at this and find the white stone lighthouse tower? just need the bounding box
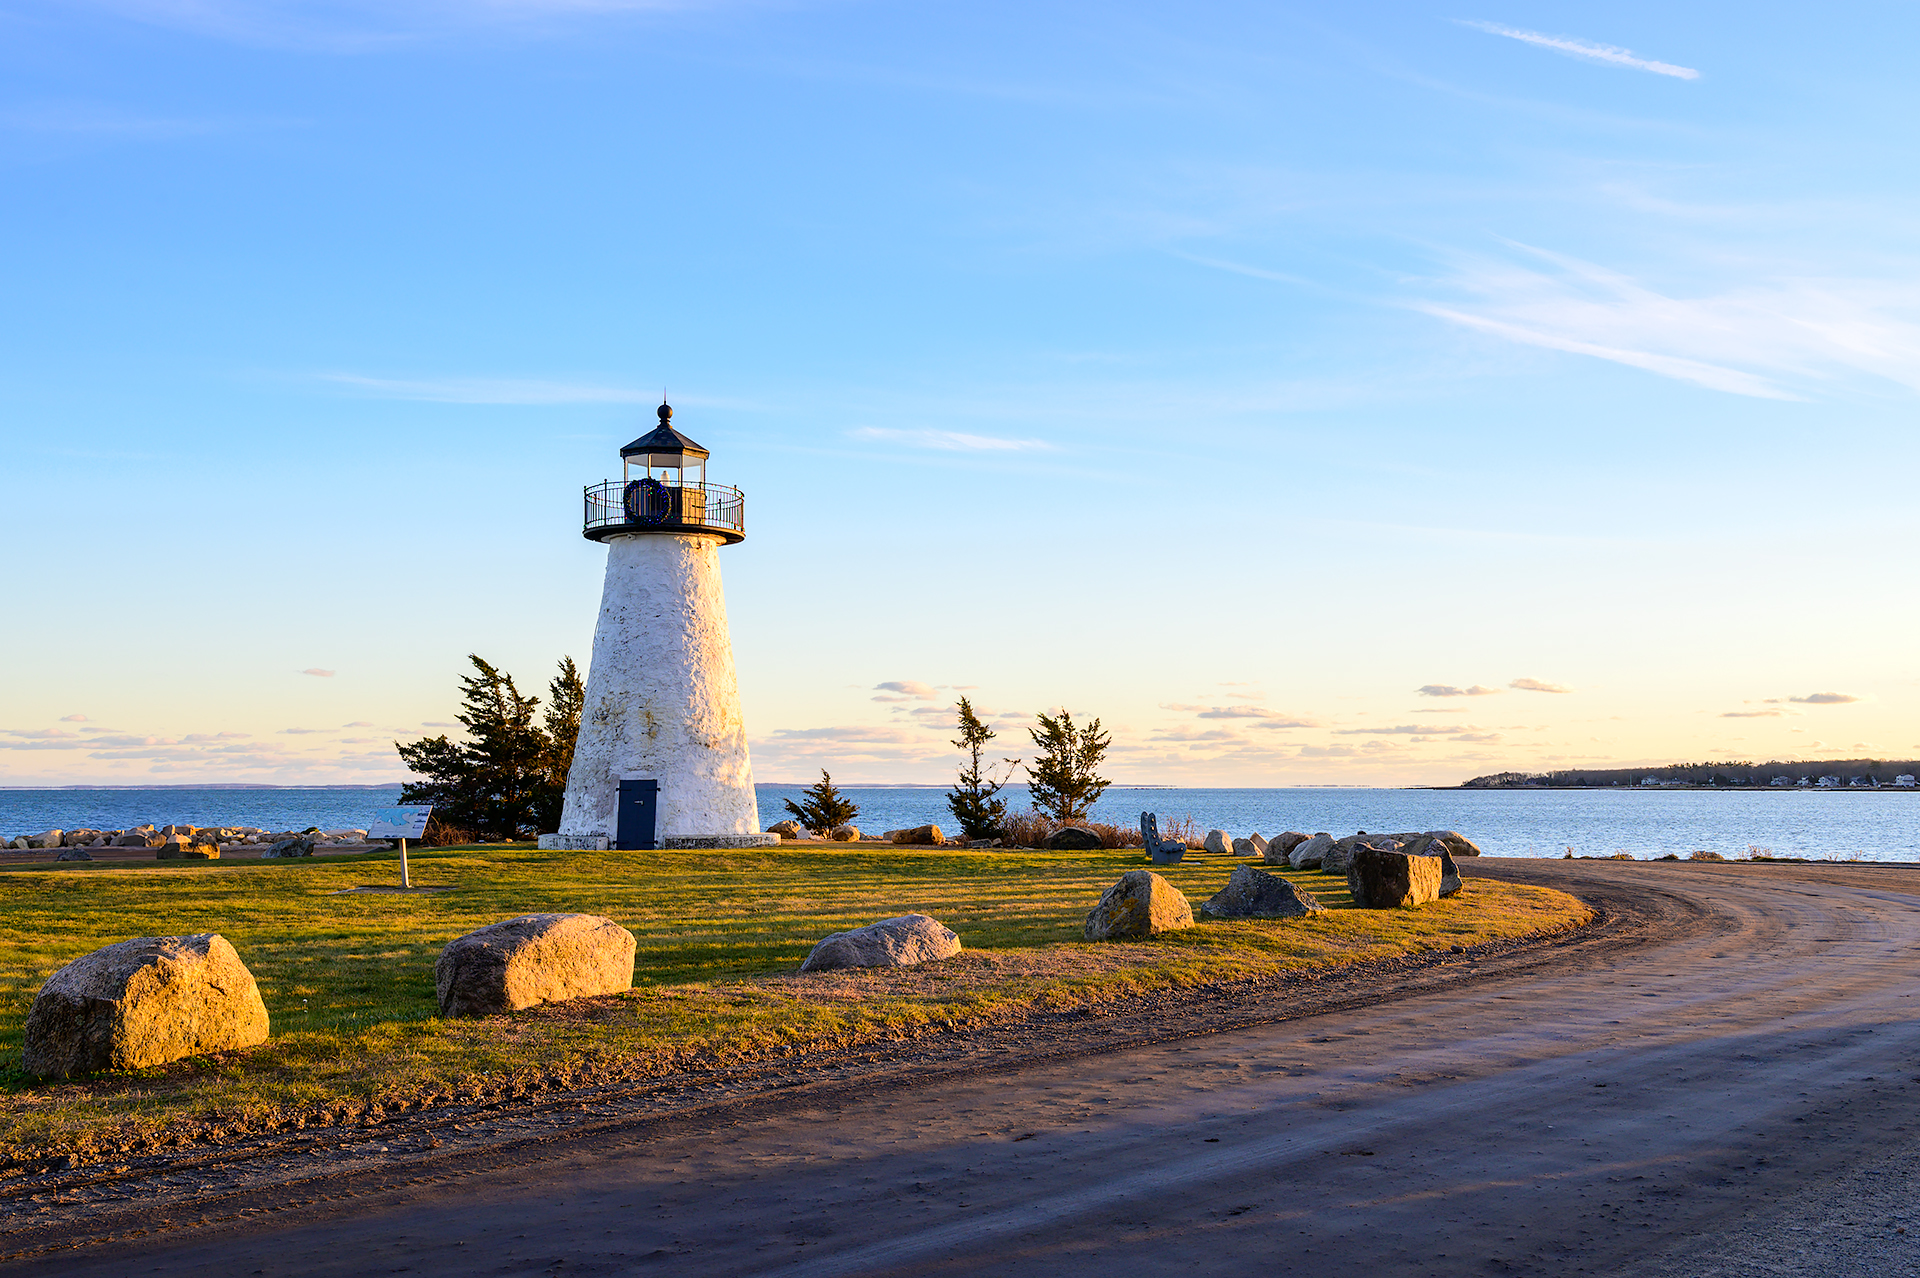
[550,404,776,850]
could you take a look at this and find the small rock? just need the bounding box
[830,825,861,842]
[23,934,269,1078]
[1203,829,1234,856]
[1288,833,1334,869]
[799,914,961,972]
[1045,826,1104,851]
[1200,865,1324,920]
[1084,871,1193,940]
[768,820,805,839]
[435,914,637,1017]
[1347,846,1441,909]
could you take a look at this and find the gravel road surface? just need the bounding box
[4,859,1917,1277]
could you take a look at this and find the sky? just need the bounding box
[3,0,1917,787]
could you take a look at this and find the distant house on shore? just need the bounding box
[1771,776,1794,786]
[1798,777,1814,787]
[1818,775,1842,788]
[1895,775,1917,788]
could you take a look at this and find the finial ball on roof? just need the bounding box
[658,403,672,423]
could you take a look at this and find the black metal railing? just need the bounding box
[583,480,745,542]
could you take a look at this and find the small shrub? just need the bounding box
[1688,850,1727,862]
[421,819,474,848]
[997,811,1144,849]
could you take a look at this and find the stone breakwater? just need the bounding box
[5,823,377,852]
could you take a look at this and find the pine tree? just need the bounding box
[1025,709,1111,822]
[396,655,552,840]
[531,656,585,833]
[946,697,1018,839]
[783,770,859,835]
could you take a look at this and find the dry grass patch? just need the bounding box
[0,845,1588,1159]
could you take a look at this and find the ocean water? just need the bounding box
[756,785,1920,862]
[4,784,1915,861]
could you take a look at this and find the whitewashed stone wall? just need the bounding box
[558,532,762,843]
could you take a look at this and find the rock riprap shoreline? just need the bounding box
[5,824,383,855]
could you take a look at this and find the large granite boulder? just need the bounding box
[1084,871,1193,940]
[1348,846,1441,909]
[768,820,805,839]
[25,830,64,850]
[1288,833,1334,869]
[23,934,269,1078]
[55,848,93,862]
[1425,829,1482,858]
[1322,833,1405,875]
[435,914,637,1017]
[113,832,158,848]
[1231,837,1258,858]
[261,838,314,858]
[62,829,102,848]
[891,825,945,846]
[156,839,218,860]
[1399,833,1462,897]
[799,914,961,972]
[1045,826,1104,851]
[1269,831,1310,858]
[1202,829,1234,856]
[1200,865,1325,920]
[830,824,861,842]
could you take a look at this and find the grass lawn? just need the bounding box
[0,844,1590,1158]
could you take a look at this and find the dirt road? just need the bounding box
[6,860,1918,1277]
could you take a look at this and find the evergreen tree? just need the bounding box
[532,656,585,832]
[1025,709,1111,821]
[946,697,1018,839]
[783,770,859,834]
[396,655,551,840]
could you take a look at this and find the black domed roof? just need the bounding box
[620,403,710,460]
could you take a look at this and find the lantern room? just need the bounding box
[620,403,708,487]
[582,401,746,544]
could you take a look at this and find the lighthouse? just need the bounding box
[548,404,777,850]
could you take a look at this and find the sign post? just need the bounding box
[368,806,433,889]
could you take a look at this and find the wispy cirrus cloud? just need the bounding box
[1415,242,1920,401]
[1723,709,1785,718]
[849,427,1056,453]
[317,373,658,405]
[300,668,335,677]
[73,1,708,52]
[1790,692,1861,704]
[1458,20,1700,80]
[1417,684,1500,698]
[1510,677,1573,694]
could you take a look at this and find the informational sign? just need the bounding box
[368,806,433,840]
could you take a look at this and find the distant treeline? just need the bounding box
[1460,759,1920,789]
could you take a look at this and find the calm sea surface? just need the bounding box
[5,784,1915,861]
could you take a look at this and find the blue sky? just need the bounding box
[3,0,1916,786]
